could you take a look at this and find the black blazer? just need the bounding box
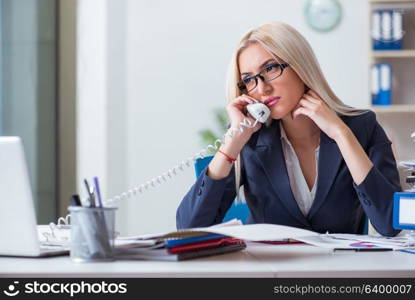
[177,111,402,236]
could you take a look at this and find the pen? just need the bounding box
[333,248,393,252]
[84,179,96,207]
[70,194,82,207]
[93,176,103,207]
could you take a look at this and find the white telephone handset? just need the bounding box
[246,103,271,123]
[105,102,271,204]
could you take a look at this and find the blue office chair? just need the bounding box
[362,216,369,235]
[194,156,250,224]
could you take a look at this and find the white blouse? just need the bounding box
[280,123,320,217]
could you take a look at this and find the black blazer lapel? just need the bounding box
[308,131,343,219]
[251,121,309,227]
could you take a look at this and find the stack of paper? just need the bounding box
[114,221,320,260]
[116,221,415,255]
[115,233,246,261]
[400,160,415,170]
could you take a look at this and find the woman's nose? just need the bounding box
[255,79,272,98]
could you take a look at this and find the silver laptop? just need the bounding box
[0,136,68,257]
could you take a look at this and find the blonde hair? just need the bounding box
[226,21,367,201]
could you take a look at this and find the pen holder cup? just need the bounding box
[68,206,117,262]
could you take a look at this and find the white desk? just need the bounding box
[247,244,415,278]
[0,244,414,278]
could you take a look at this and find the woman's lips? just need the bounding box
[264,96,280,108]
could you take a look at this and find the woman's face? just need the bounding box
[238,42,305,120]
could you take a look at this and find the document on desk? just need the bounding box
[295,234,403,250]
[328,233,415,248]
[130,223,318,242]
[126,218,243,241]
[37,225,70,248]
[399,160,415,169]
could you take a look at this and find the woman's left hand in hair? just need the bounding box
[292,90,349,141]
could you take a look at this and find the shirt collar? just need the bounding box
[279,122,289,142]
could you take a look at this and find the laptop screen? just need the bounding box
[0,136,41,256]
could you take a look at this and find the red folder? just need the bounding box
[167,237,244,254]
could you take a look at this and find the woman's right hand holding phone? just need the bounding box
[208,95,262,180]
[226,94,262,144]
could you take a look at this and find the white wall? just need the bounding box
[77,0,370,235]
[76,0,108,203]
[122,0,369,235]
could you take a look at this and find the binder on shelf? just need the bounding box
[392,10,404,50]
[372,11,382,50]
[371,63,392,106]
[379,63,392,105]
[372,9,403,50]
[381,10,392,47]
[371,64,380,105]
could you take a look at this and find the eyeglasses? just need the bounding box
[238,62,289,93]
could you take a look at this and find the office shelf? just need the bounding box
[368,0,415,108]
[371,104,415,113]
[370,0,415,4]
[368,0,415,177]
[371,50,415,58]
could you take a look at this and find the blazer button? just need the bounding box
[357,191,365,198]
[197,188,202,196]
[363,199,371,206]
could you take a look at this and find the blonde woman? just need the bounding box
[176,22,401,237]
